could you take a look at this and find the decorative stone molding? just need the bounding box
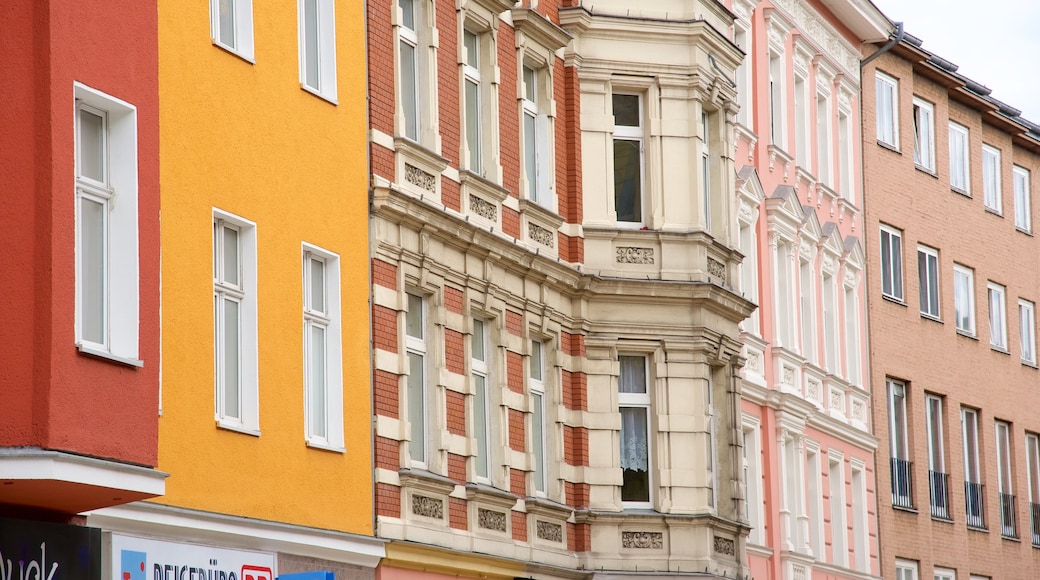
[781,366,794,386]
[528,223,555,248]
[477,508,508,532]
[412,495,444,519]
[771,0,860,76]
[830,390,843,411]
[713,535,736,556]
[536,520,564,543]
[707,257,726,279]
[616,247,654,264]
[807,380,820,402]
[621,531,663,549]
[852,399,865,421]
[405,164,436,192]
[747,351,762,374]
[470,195,497,221]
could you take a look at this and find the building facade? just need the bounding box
[84,0,384,575]
[369,0,752,579]
[863,34,1040,580]
[728,1,890,579]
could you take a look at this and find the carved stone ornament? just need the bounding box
[770,0,859,76]
[781,366,794,386]
[469,195,497,221]
[536,520,564,542]
[807,380,820,400]
[616,247,654,264]
[793,564,807,580]
[713,536,736,556]
[477,508,508,532]
[621,531,664,549]
[411,494,444,519]
[853,400,865,421]
[830,391,842,410]
[747,351,761,373]
[707,257,726,279]
[405,164,436,192]
[528,223,555,248]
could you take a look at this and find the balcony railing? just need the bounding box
[891,458,914,509]
[965,482,986,529]
[929,470,951,519]
[1000,493,1019,539]
[1030,502,1040,546]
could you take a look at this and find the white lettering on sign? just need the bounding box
[0,543,60,580]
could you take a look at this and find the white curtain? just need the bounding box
[620,407,648,472]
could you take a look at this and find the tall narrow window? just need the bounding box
[888,379,912,508]
[918,245,940,319]
[838,110,853,200]
[210,0,254,61]
[769,51,785,147]
[619,355,650,506]
[530,339,546,494]
[406,294,428,464]
[844,283,860,384]
[807,445,825,557]
[613,94,643,224]
[213,210,258,432]
[989,282,1008,350]
[303,245,343,449]
[880,225,903,301]
[462,30,482,174]
[983,144,1002,213]
[926,394,949,519]
[996,420,1017,538]
[823,272,837,372]
[743,424,765,544]
[954,264,976,335]
[472,318,490,480]
[794,74,809,167]
[851,465,868,571]
[800,257,815,362]
[1021,299,1037,365]
[734,23,752,128]
[522,65,551,206]
[1026,433,1040,546]
[949,122,970,193]
[77,103,110,349]
[739,220,760,334]
[817,92,831,186]
[702,111,712,232]
[875,72,898,148]
[1015,166,1031,233]
[298,0,337,102]
[912,98,935,171]
[398,0,420,140]
[776,242,795,348]
[963,407,984,529]
[829,456,847,566]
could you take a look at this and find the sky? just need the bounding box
[869,0,1040,123]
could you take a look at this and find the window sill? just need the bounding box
[877,140,901,154]
[882,294,907,307]
[1023,360,1038,369]
[984,206,1004,218]
[892,504,918,514]
[212,40,255,64]
[952,186,971,198]
[306,439,346,454]
[77,344,143,368]
[956,329,979,340]
[914,164,938,178]
[931,515,954,524]
[1002,534,1022,543]
[921,313,942,323]
[991,345,1010,355]
[300,83,338,106]
[967,524,989,533]
[216,420,261,437]
[1017,226,1033,236]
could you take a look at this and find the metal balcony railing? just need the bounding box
[891,458,914,509]
[965,482,986,530]
[929,470,951,520]
[1030,502,1040,547]
[1000,493,1018,539]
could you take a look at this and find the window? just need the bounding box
[1015,166,1031,232]
[996,420,1017,538]
[613,94,644,224]
[875,72,898,148]
[829,455,847,566]
[522,65,551,206]
[817,91,832,186]
[983,144,1002,213]
[954,265,976,335]
[926,394,950,519]
[989,282,1007,350]
[298,0,337,102]
[738,218,760,334]
[1021,299,1036,365]
[894,560,919,580]
[702,111,712,232]
[851,464,869,571]
[74,84,140,365]
[462,30,484,174]
[934,568,956,580]
[734,22,752,128]
[213,211,259,433]
[888,379,913,508]
[398,0,422,140]
[963,407,984,528]
[472,318,491,480]
[838,109,854,200]
[302,246,343,450]
[406,293,428,465]
[769,51,785,146]
[800,257,815,362]
[912,98,935,171]
[1026,433,1040,546]
[210,0,254,61]
[844,283,860,384]
[823,272,837,372]
[949,122,970,193]
[619,355,651,506]
[743,422,765,544]
[775,242,795,348]
[530,339,547,494]
[918,245,940,318]
[880,225,903,301]
[806,444,825,556]
[795,74,809,167]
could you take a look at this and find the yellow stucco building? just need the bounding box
[86,1,382,573]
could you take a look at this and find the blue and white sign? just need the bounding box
[109,535,275,580]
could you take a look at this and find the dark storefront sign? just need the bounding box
[0,517,102,580]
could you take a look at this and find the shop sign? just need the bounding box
[109,535,274,580]
[0,517,102,580]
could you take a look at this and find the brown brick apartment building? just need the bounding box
[863,33,1040,580]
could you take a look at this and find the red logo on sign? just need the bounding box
[242,565,273,580]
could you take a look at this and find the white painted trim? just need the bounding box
[0,448,166,496]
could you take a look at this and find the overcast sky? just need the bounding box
[870,0,1040,123]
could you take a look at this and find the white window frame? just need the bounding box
[888,379,910,462]
[397,0,422,141]
[806,442,826,558]
[522,64,553,207]
[74,84,141,366]
[618,354,652,509]
[954,264,976,335]
[213,209,259,434]
[912,97,935,171]
[988,282,1008,351]
[934,568,956,580]
[742,417,765,545]
[1026,433,1040,510]
[472,317,491,483]
[838,107,854,201]
[851,463,869,572]
[530,339,547,495]
[210,0,255,62]
[823,271,838,373]
[462,28,484,175]
[949,121,970,194]
[612,93,645,226]
[302,244,344,451]
[828,453,848,567]
[983,144,1002,214]
[799,256,816,363]
[405,293,429,467]
[794,72,810,168]
[875,71,899,148]
[918,245,940,319]
[880,225,903,301]
[1021,299,1037,365]
[925,394,946,475]
[1014,165,1031,233]
[734,20,753,129]
[702,110,712,232]
[298,0,337,103]
[996,420,1013,495]
[962,407,982,487]
[769,49,786,148]
[817,89,832,186]
[895,559,919,580]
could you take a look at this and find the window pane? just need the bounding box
[223,298,241,419]
[614,139,641,222]
[309,257,325,313]
[471,319,484,361]
[612,94,639,127]
[891,383,907,458]
[619,356,646,393]
[530,340,543,382]
[533,392,545,492]
[304,0,320,89]
[465,78,481,172]
[80,197,106,344]
[464,30,478,67]
[408,352,425,462]
[310,324,327,438]
[399,0,414,30]
[219,0,236,47]
[400,41,418,140]
[523,66,536,103]
[524,112,537,198]
[620,407,649,501]
[474,373,488,478]
[406,294,423,339]
[78,108,105,182]
[222,226,239,286]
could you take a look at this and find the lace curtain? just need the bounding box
[620,407,648,472]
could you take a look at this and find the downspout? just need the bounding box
[862,21,904,67]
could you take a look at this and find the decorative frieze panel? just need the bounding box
[528,223,555,248]
[412,495,444,519]
[771,0,860,76]
[405,164,436,192]
[621,531,663,549]
[616,247,654,264]
[477,508,508,532]
[713,536,736,556]
[536,520,564,543]
[707,257,726,279]
[470,195,497,221]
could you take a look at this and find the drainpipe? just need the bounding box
[862,21,905,67]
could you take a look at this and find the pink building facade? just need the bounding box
[727,1,890,579]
